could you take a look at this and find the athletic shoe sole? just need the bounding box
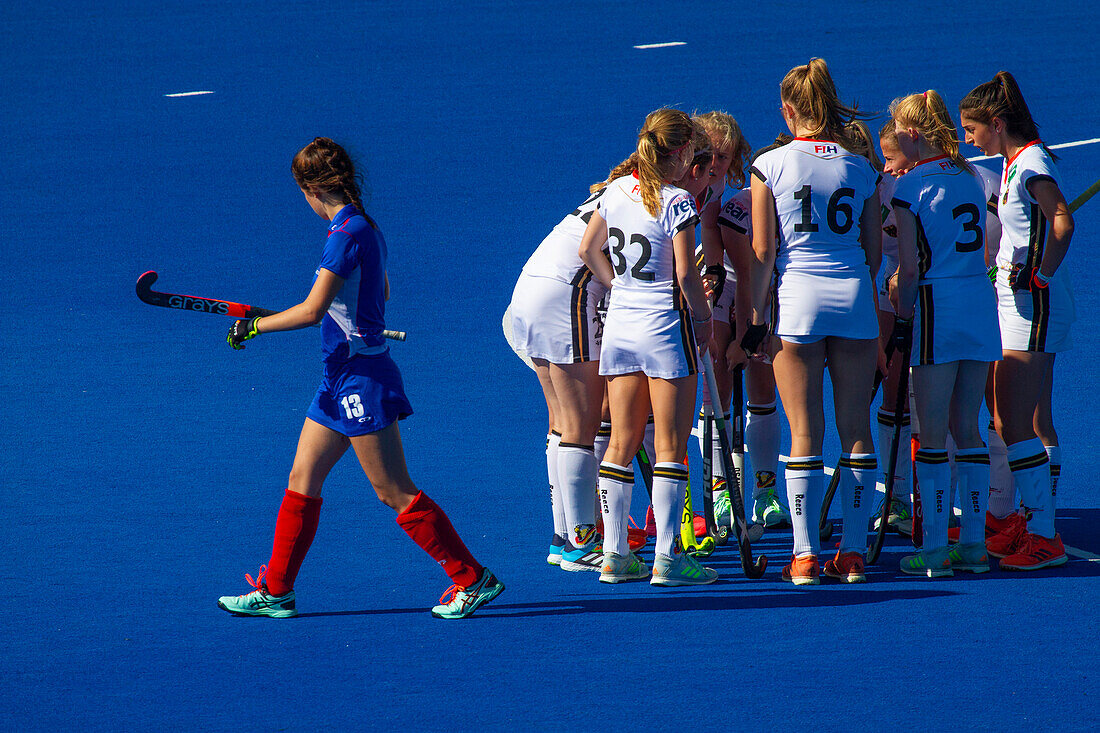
[1000,554,1068,571]
[216,600,297,618]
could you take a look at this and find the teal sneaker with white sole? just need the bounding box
[752,487,791,528]
[217,567,297,618]
[948,542,991,573]
[599,551,649,583]
[431,569,505,619]
[651,551,718,586]
[547,534,566,565]
[900,546,953,578]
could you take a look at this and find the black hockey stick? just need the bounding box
[701,352,767,578]
[137,271,407,341]
[867,341,912,564]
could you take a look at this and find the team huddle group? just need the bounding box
[508,59,1075,586]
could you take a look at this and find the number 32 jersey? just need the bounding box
[890,155,988,282]
[597,173,700,310]
[751,138,879,276]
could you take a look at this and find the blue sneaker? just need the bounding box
[547,534,566,565]
[217,566,297,618]
[599,551,649,583]
[431,569,505,619]
[560,541,603,572]
[900,546,953,578]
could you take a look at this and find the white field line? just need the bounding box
[165,90,214,98]
[967,136,1100,161]
[1065,545,1100,562]
[634,41,686,49]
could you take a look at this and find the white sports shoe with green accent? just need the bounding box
[431,569,505,619]
[599,551,649,583]
[752,487,791,528]
[651,552,718,586]
[218,567,297,618]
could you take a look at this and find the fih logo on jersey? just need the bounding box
[815,143,839,155]
[573,524,596,547]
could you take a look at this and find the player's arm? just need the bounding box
[673,226,713,351]
[700,200,724,269]
[892,207,918,321]
[723,223,752,368]
[747,176,776,328]
[578,208,614,289]
[1029,177,1074,280]
[255,268,344,333]
[860,190,883,283]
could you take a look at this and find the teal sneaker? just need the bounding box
[948,542,991,573]
[547,534,566,566]
[217,567,297,618]
[599,551,650,583]
[560,541,603,572]
[872,495,913,537]
[431,569,505,619]
[651,551,718,586]
[752,486,791,528]
[900,546,953,578]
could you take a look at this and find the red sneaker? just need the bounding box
[644,505,657,538]
[1000,532,1068,571]
[949,510,1025,543]
[627,526,647,552]
[780,555,820,585]
[822,551,866,583]
[693,513,709,539]
[986,515,1029,558]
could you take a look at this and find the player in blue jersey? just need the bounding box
[959,73,1075,570]
[890,91,1001,577]
[217,137,503,619]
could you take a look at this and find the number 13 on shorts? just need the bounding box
[340,393,365,419]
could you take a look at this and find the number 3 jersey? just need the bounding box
[890,156,988,282]
[750,138,880,276]
[596,173,700,310]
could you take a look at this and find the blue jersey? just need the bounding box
[317,205,389,365]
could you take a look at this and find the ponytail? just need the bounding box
[780,58,870,152]
[846,119,883,172]
[633,109,699,217]
[959,71,1052,157]
[891,90,973,173]
[591,153,638,194]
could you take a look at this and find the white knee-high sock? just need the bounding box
[746,401,780,499]
[839,453,878,554]
[946,434,958,514]
[1008,438,1054,537]
[1045,444,1060,511]
[955,448,990,545]
[558,443,598,548]
[695,410,728,489]
[878,407,912,507]
[643,418,656,465]
[987,423,1016,518]
[915,448,951,550]
[598,462,634,557]
[652,462,688,557]
[594,421,612,465]
[786,456,824,557]
[547,431,565,539]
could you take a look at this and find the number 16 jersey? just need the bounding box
[596,173,700,310]
[750,138,880,276]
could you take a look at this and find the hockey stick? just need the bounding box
[701,352,767,578]
[679,454,716,557]
[867,340,913,564]
[1067,175,1100,213]
[700,405,723,544]
[137,271,407,341]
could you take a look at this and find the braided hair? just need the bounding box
[292,137,373,222]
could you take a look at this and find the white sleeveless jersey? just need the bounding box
[995,141,1063,286]
[713,186,751,280]
[521,188,608,288]
[975,165,1000,215]
[597,174,700,310]
[891,155,988,282]
[751,138,880,275]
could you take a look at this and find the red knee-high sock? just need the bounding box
[396,491,482,588]
[264,490,323,596]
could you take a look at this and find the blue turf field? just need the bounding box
[3,2,1100,731]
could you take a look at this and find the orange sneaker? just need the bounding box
[627,526,648,552]
[949,511,1025,543]
[1000,532,1068,571]
[986,515,1029,558]
[780,555,820,585]
[823,551,866,583]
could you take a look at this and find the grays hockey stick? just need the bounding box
[137,271,407,341]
